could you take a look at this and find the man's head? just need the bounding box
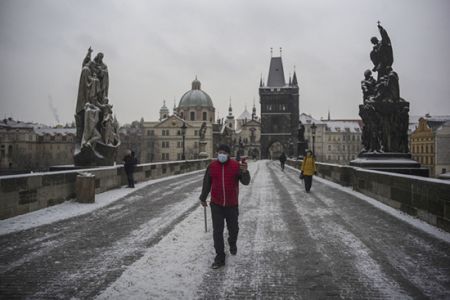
[370,37,379,45]
[217,144,230,163]
[306,150,313,157]
[364,69,372,78]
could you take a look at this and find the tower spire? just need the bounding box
[292,68,298,86]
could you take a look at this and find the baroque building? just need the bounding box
[411,115,450,177]
[300,113,363,164]
[0,118,76,174]
[143,78,215,161]
[259,55,299,159]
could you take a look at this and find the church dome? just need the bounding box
[178,78,214,109]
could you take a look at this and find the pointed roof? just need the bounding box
[292,71,298,86]
[267,57,285,87]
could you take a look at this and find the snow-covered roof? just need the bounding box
[0,118,44,129]
[34,127,76,136]
[299,113,323,125]
[323,120,362,133]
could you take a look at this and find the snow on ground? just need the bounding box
[96,162,259,299]
[0,170,203,236]
[286,164,450,244]
[96,203,212,299]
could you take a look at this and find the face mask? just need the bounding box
[217,153,228,163]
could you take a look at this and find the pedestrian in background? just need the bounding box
[123,150,137,188]
[279,152,287,171]
[199,144,251,269]
[300,150,316,193]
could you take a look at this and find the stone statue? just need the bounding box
[74,48,120,166]
[199,122,207,140]
[81,103,101,148]
[361,70,376,102]
[358,23,409,153]
[370,23,393,80]
[297,121,305,142]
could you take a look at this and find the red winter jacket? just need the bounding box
[199,159,251,207]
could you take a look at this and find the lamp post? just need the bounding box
[181,122,187,160]
[311,122,317,156]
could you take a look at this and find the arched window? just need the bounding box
[202,112,207,121]
[190,111,195,121]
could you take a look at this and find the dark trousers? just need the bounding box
[210,203,239,261]
[126,171,135,187]
[304,175,313,192]
[280,161,285,170]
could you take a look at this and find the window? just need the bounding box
[328,145,331,151]
[161,153,169,160]
[161,141,170,148]
[177,153,182,160]
[194,130,198,136]
[190,111,195,121]
[203,112,207,121]
[177,141,181,148]
[194,141,198,148]
[147,130,154,136]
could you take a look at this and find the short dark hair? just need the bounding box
[217,144,231,154]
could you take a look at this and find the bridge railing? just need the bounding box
[0,159,211,220]
[287,159,450,232]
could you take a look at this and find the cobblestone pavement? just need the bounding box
[1,161,450,299]
[0,172,205,299]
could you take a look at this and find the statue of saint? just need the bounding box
[370,23,393,80]
[361,70,376,102]
[297,121,305,142]
[199,122,207,140]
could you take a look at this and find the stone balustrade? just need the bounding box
[0,159,210,220]
[287,159,450,232]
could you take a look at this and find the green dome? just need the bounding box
[178,78,214,108]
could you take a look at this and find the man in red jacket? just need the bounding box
[199,144,251,269]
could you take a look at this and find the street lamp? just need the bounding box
[180,122,187,160]
[311,122,317,156]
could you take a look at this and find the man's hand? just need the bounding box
[200,200,208,207]
[240,160,248,172]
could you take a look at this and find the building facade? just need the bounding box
[0,118,75,174]
[259,55,299,159]
[300,113,363,164]
[411,115,450,177]
[143,78,215,161]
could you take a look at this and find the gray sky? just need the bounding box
[1,0,449,126]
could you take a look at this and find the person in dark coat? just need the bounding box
[279,152,287,171]
[123,150,137,188]
[199,144,251,269]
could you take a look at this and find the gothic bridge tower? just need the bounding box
[259,52,299,159]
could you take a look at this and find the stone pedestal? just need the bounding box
[76,173,95,203]
[297,141,307,159]
[350,152,429,177]
[198,141,209,159]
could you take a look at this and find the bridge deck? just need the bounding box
[1,160,449,299]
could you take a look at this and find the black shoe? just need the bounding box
[211,260,225,269]
[230,245,237,255]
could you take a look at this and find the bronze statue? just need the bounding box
[370,22,393,80]
[359,23,409,153]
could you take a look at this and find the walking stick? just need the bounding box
[204,206,207,232]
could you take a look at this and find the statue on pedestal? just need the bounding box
[74,47,120,166]
[358,23,409,153]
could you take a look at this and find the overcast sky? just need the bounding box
[0,0,449,126]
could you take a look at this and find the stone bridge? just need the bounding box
[0,160,449,299]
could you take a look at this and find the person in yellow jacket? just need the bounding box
[300,150,317,193]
